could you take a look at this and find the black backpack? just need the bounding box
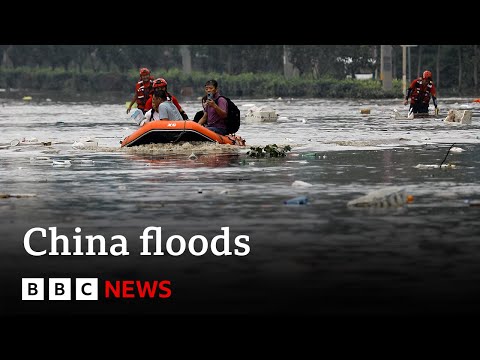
[215,95,241,134]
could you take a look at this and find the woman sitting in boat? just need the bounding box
[140,89,183,126]
[197,79,228,135]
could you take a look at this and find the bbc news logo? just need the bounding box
[22,278,172,300]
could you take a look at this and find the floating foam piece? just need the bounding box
[444,110,473,124]
[292,180,313,187]
[347,187,413,208]
[52,159,72,166]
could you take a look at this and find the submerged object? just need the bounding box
[284,196,308,205]
[347,187,413,208]
[392,108,440,120]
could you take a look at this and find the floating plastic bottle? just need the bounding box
[347,187,413,208]
[284,196,308,205]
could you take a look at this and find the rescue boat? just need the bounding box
[120,120,243,147]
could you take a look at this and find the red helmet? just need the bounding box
[153,78,168,88]
[139,67,150,76]
[423,70,432,79]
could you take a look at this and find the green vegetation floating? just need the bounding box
[247,144,292,158]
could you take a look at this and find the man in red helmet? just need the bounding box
[126,67,154,114]
[403,70,438,116]
[143,77,189,120]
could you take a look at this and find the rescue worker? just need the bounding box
[143,78,189,120]
[404,70,439,115]
[126,67,154,114]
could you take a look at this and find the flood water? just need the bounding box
[1,94,480,318]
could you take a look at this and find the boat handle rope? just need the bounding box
[171,120,188,143]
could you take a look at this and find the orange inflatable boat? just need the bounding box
[121,120,245,147]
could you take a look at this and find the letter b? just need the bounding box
[22,278,44,300]
[49,278,71,300]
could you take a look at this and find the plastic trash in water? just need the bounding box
[72,137,98,149]
[72,141,85,149]
[465,199,480,207]
[52,159,72,167]
[22,136,38,143]
[284,196,308,205]
[291,180,312,187]
[415,163,457,169]
[347,187,413,208]
[130,108,145,125]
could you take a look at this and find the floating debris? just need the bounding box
[22,136,38,143]
[72,137,99,149]
[0,193,37,199]
[284,196,308,205]
[415,164,457,169]
[347,187,413,208]
[52,159,72,166]
[444,109,473,124]
[243,105,279,122]
[465,199,480,207]
[291,180,313,187]
[247,144,291,158]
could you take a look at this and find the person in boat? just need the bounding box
[403,70,439,115]
[197,79,228,135]
[140,89,183,125]
[143,78,189,120]
[126,67,154,115]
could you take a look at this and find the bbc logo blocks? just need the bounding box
[22,278,98,300]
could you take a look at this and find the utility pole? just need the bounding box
[283,45,295,79]
[401,45,417,94]
[380,45,392,91]
[179,45,192,74]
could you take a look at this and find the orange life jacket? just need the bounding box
[410,78,435,105]
[135,79,154,110]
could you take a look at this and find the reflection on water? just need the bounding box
[1,96,480,317]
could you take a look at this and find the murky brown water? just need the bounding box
[1,95,480,317]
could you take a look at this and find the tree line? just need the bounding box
[1,45,478,96]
